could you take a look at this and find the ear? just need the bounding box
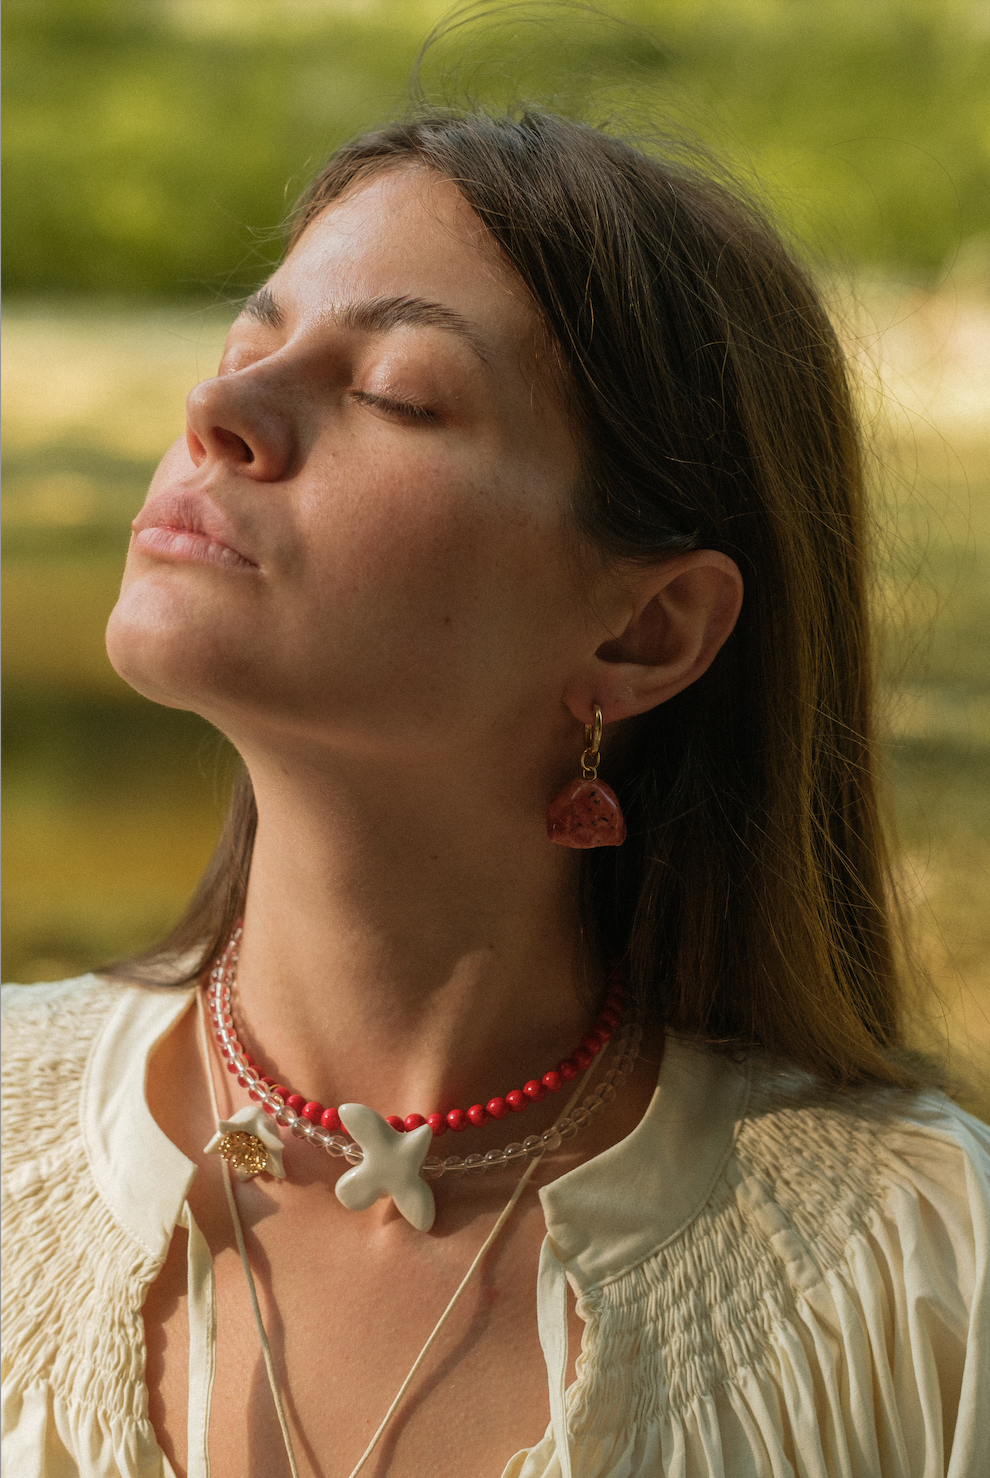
[563,551,743,725]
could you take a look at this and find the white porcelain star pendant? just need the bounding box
[335,1103,436,1231]
[204,1104,286,1181]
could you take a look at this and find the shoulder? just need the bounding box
[2,970,123,1037]
[1,974,124,1152]
[562,1059,990,1467]
[1,972,197,1225]
[2,974,196,1453]
[731,1062,990,1288]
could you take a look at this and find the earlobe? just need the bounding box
[565,550,743,725]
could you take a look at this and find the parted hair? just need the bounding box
[125,108,920,1089]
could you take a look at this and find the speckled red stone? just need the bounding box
[546,777,627,848]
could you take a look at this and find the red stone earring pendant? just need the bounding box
[546,706,627,849]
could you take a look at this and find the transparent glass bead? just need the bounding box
[291,1118,313,1139]
[582,1093,602,1112]
[323,1136,349,1158]
[600,1069,617,1089]
[484,1149,506,1167]
[598,1083,616,1103]
[462,1153,485,1172]
[309,1126,331,1147]
[522,1135,545,1156]
[556,1117,578,1139]
[274,1107,296,1128]
[344,1145,364,1165]
[626,1023,644,1043]
[615,1055,636,1076]
[504,1142,525,1160]
[571,1106,591,1128]
[541,1128,562,1151]
[422,1156,443,1180]
[443,1155,464,1173]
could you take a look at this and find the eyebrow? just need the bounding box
[240,288,492,366]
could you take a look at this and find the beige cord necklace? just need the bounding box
[196,991,603,1478]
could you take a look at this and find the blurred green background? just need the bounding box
[3,0,988,1108]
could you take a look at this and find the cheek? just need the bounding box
[297,452,569,675]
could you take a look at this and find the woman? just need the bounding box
[3,109,988,1478]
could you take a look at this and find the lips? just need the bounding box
[132,491,258,570]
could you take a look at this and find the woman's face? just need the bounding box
[107,168,592,761]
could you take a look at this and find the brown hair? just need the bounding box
[122,108,920,1089]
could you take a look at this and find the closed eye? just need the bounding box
[351,389,438,423]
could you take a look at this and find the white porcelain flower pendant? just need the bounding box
[335,1103,436,1231]
[205,1104,286,1181]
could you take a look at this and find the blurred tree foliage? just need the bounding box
[3,0,988,296]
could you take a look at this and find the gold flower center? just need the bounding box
[217,1131,268,1176]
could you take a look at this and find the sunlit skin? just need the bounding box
[109,169,742,1477]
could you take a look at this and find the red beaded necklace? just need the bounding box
[208,923,626,1140]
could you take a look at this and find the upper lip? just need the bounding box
[132,490,257,566]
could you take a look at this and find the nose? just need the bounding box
[184,369,296,481]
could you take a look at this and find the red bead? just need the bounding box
[599,1010,620,1029]
[467,1104,489,1127]
[302,1101,324,1124]
[248,1084,263,1101]
[286,1094,306,1113]
[404,1113,426,1131]
[427,1113,447,1137]
[386,1115,405,1132]
[226,1061,239,1074]
[215,1031,225,1045]
[486,1096,510,1120]
[580,1035,602,1057]
[236,1073,250,1088]
[321,1106,342,1132]
[593,1026,612,1044]
[523,1079,546,1102]
[558,1059,579,1081]
[243,1054,256,1068]
[446,1108,469,1132]
[573,1046,593,1070]
[260,1076,276,1088]
[506,1089,527,1113]
[542,1070,564,1094]
[270,1085,286,1101]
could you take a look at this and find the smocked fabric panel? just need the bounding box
[1,978,177,1477]
[507,1085,989,1477]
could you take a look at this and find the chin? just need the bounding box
[106,578,240,715]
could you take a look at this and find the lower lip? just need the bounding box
[133,526,256,570]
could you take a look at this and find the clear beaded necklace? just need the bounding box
[207,927,643,1183]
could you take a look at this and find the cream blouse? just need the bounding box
[2,975,989,1478]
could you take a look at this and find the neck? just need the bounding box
[229,741,599,1123]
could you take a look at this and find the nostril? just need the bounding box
[212,427,255,464]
